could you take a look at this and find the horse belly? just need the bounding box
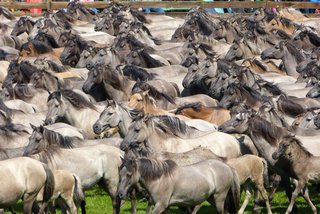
[170,171,214,206]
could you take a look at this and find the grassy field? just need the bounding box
[6,184,320,213]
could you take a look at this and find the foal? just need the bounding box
[273,136,320,214]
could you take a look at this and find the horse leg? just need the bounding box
[212,190,229,214]
[130,188,137,214]
[285,180,305,214]
[145,195,153,214]
[152,202,167,214]
[281,175,298,212]
[23,193,37,214]
[191,205,201,214]
[256,182,272,214]
[238,183,251,214]
[301,186,317,214]
[268,174,281,202]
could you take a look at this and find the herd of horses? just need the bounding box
[1,1,320,213]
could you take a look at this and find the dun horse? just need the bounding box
[117,157,240,214]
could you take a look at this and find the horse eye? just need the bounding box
[233,45,238,50]
[275,45,279,49]
[137,99,142,102]
[134,128,140,132]
[307,117,312,121]
[108,112,113,115]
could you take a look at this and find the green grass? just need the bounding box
[5,185,320,213]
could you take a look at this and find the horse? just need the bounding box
[60,35,88,67]
[44,89,105,139]
[126,145,271,214]
[131,80,217,110]
[34,31,61,48]
[291,30,320,51]
[218,83,271,110]
[19,40,63,60]
[272,135,320,214]
[261,41,305,77]
[30,69,71,92]
[82,63,179,102]
[29,144,123,214]
[10,16,35,37]
[32,57,69,73]
[212,19,242,44]
[1,83,50,112]
[0,97,45,128]
[0,157,54,214]
[37,170,85,214]
[93,100,141,138]
[117,157,240,214]
[174,102,230,126]
[2,60,38,88]
[87,47,123,70]
[264,16,299,36]
[242,58,285,75]
[225,38,261,61]
[120,115,243,158]
[125,47,169,68]
[23,123,121,155]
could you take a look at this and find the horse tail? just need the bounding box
[171,82,181,97]
[227,168,240,214]
[262,158,269,188]
[72,174,86,214]
[42,164,55,202]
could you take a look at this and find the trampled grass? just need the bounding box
[5,184,320,213]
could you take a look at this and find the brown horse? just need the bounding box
[19,40,64,60]
[242,58,285,75]
[174,102,231,126]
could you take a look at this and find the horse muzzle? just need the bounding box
[117,191,127,200]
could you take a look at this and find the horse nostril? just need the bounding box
[117,192,124,200]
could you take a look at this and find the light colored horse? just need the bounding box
[117,157,240,214]
[37,170,85,214]
[45,89,105,139]
[0,157,54,214]
[126,146,272,214]
[30,144,123,214]
[121,115,243,158]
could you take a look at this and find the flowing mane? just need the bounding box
[12,83,36,98]
[48,89,96,110]
[277,94,306,117]
[145,115,190,137]
[282,135,313,157]
[137,158,177,181]
[120,64,157,81]
[0,123,30,137]
[32,145,60,164]
[285,42,304,63]
[34,32,60,48]
[20,40,53,54]
[41,126,82,148]
[132,82,176,105]
[249,115,286,146]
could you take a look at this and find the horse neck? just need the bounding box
[43,73,60,91]
[143,98,166,115]
[64,102,99,129]
[282,47,299,77]
[136,30,155,46]
[103,76,135,102]
[117,106,133,137]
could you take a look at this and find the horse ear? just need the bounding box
[142,90,149,96]
[39,125,44,132]
[30,123,36,130]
